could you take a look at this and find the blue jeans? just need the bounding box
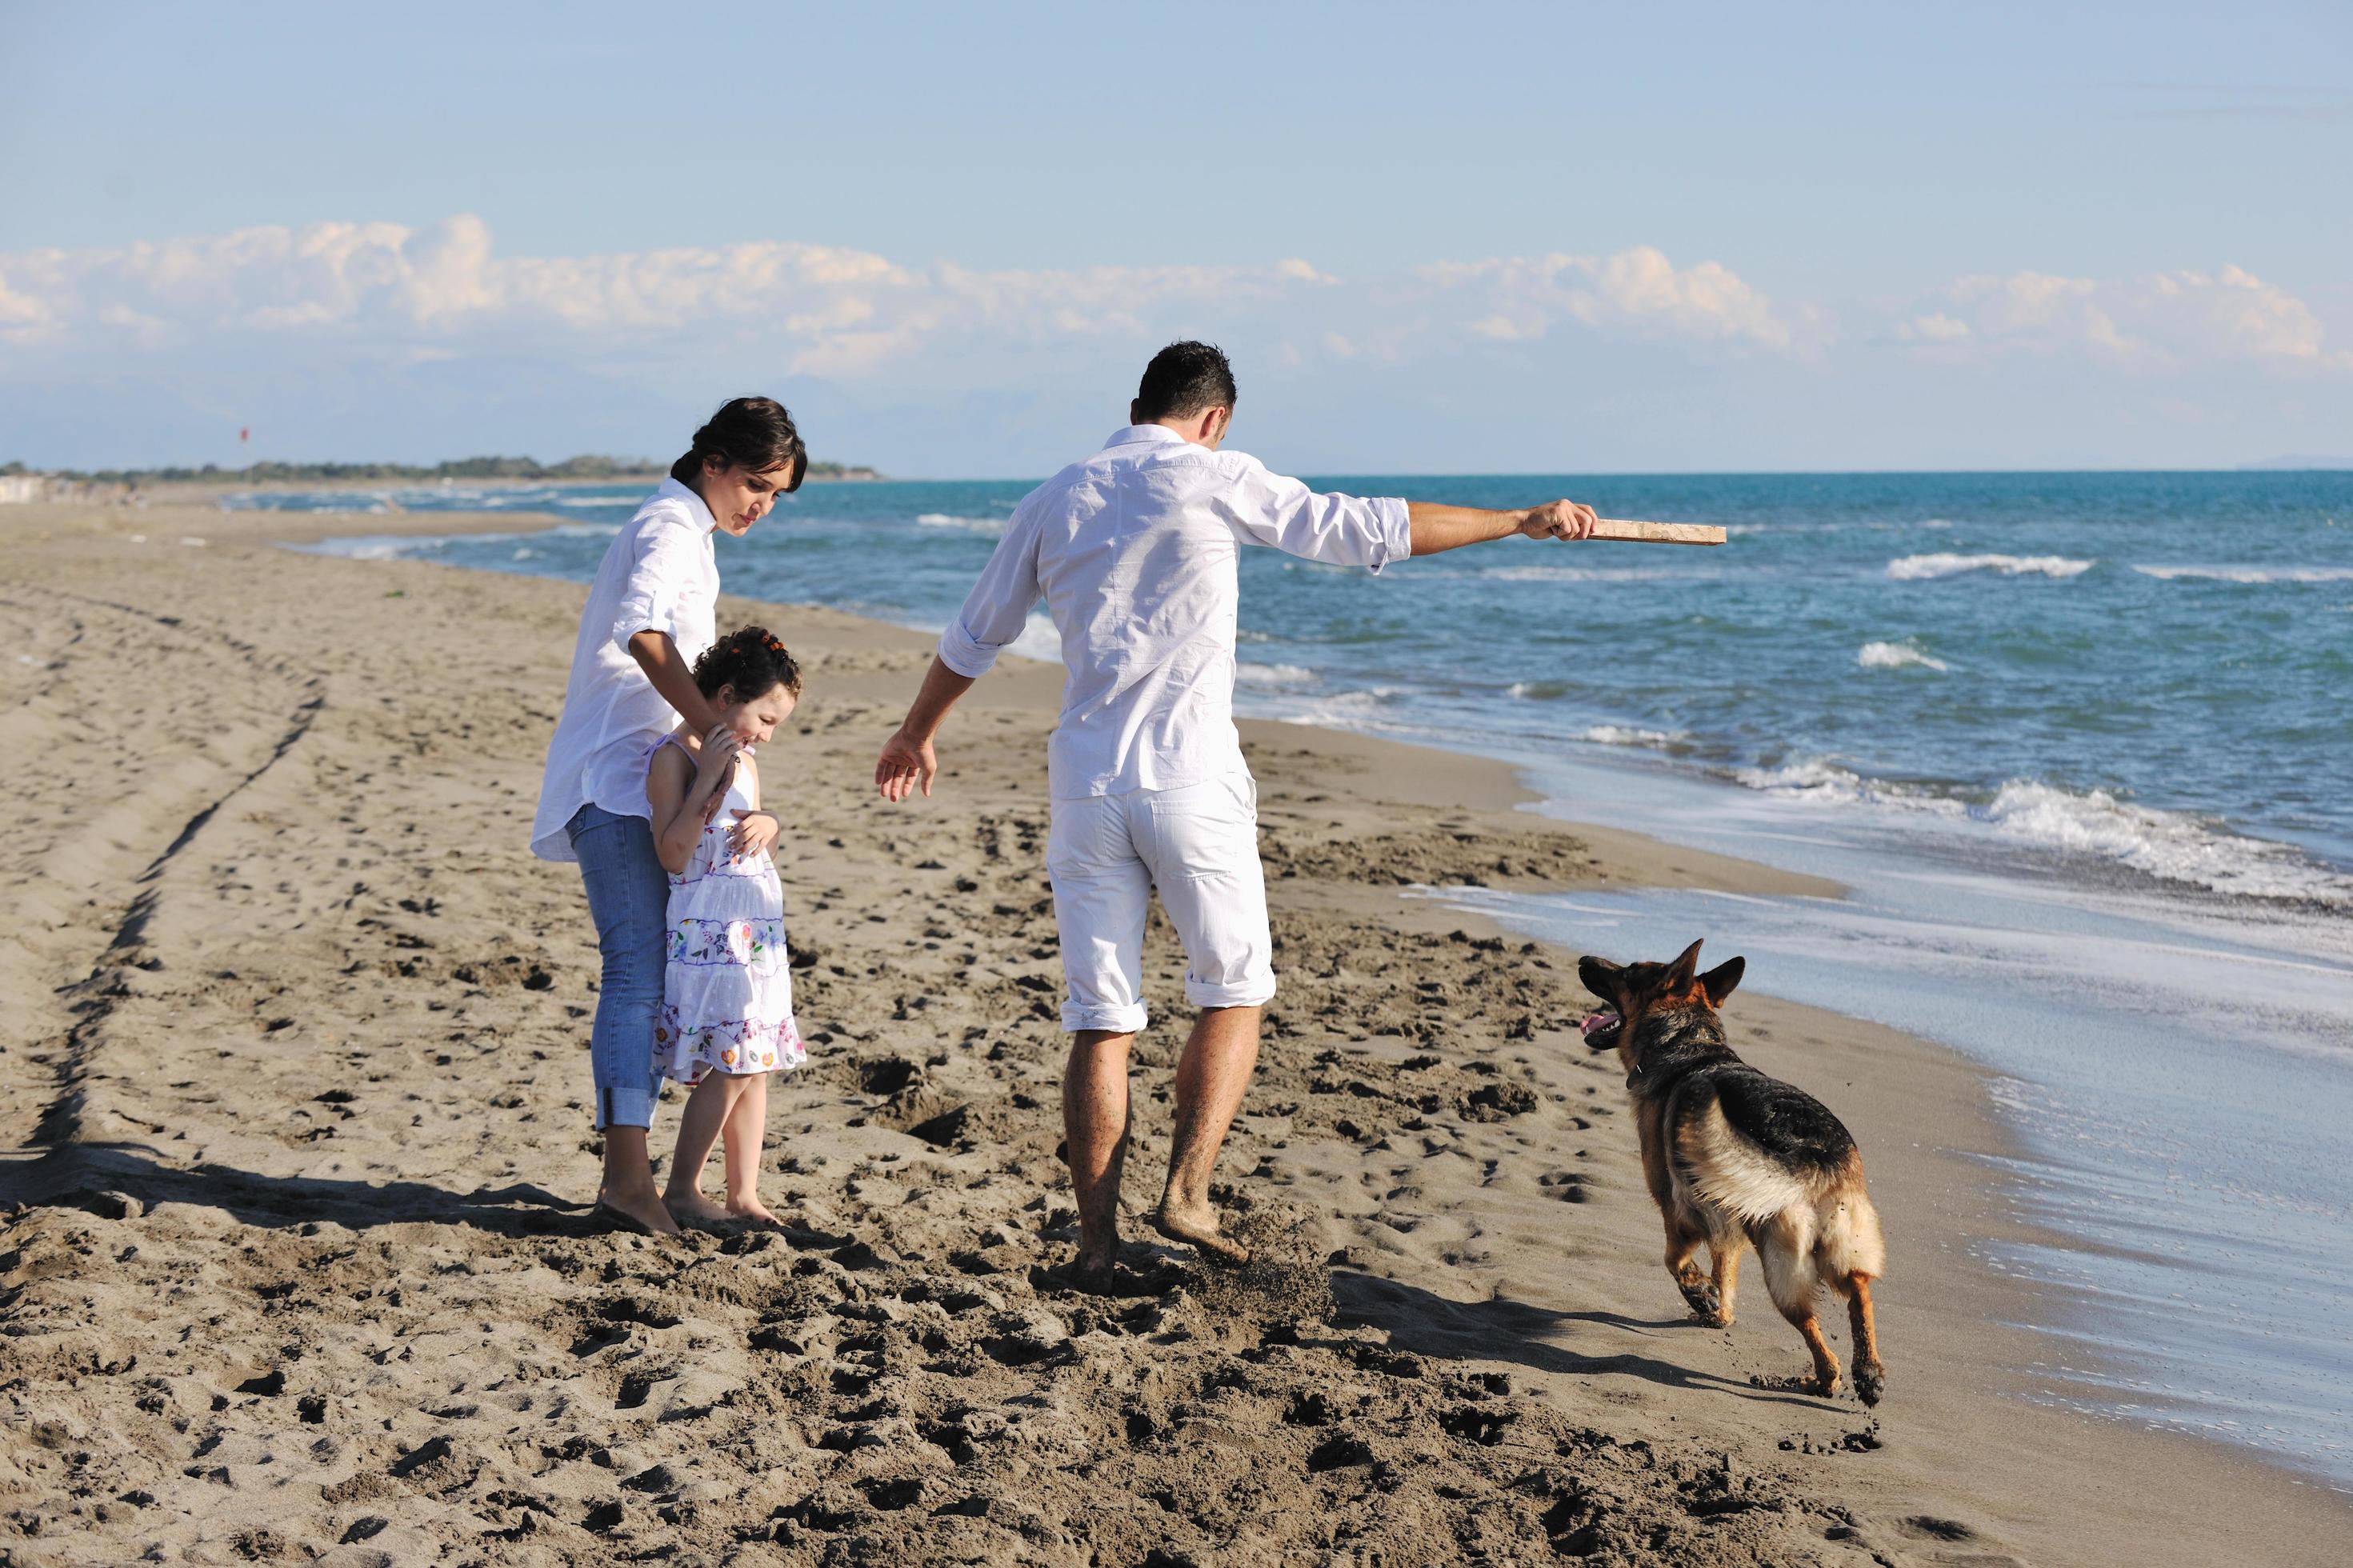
[567,803,666,1130]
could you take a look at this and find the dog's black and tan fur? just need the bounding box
[1578,940,1887,1404]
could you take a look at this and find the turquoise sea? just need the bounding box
[245,469,2353,1486]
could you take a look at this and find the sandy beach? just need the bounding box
[2,498,2344,1566]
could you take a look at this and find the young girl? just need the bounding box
[646,626,806,1224]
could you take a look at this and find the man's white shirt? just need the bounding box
[938,425,1410,799]
[530,477,719,860]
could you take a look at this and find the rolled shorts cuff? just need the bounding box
[1185,976,1277,1010]
[1061,1000,1149,1035]
[594,1085,657,1132]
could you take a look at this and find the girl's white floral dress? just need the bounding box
[650,737,805,1082]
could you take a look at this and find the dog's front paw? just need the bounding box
[1853,1362,1885,1406]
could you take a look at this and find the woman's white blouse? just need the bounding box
[530,478,719,861]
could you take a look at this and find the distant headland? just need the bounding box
[0,454,882,490]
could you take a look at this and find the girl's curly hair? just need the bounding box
[690,625,803,702]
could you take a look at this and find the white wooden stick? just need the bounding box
[1591,518,1726,546]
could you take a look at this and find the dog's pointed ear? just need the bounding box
[1666,939,1703,990]
[1699,956,1744,1006]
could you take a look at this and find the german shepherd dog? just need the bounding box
[1576,940,1887,1404]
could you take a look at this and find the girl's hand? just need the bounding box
[695,727,741,822]
[726,809,780,862]
[697,726,742,787]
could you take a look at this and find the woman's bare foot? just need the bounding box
[663,1189,730,1224]
[596,1182,680,1237]
[724,1194,782,1226]
[1149,1199,1251,1266]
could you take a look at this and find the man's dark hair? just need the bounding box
[670,396,808,492]
[1134,341,1237,422]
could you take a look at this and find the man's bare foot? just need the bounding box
[1150,1200,1251,1266]
[663,1190,730,1224]
[1051,1246,1122,1296]
[596,1184,680,1236]
[724,1195,782,1226]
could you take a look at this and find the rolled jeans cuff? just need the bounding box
[597,1086,657,1132]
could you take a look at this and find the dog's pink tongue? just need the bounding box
[1579,1010,1618,1039]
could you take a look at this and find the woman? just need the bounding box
[528,397,807,1234]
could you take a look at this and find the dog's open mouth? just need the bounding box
[1579,1006,1622,1049]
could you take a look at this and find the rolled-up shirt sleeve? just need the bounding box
[609,518,707,655]
[1215,454,1411,574]
[936,511,1044,677]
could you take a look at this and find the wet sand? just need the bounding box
[2,499,2343,1565]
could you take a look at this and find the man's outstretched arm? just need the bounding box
[876,656,979,802]
[1407,498,1597,555]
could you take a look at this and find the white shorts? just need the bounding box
[1046,771,1276,1034]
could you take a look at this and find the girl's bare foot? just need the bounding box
[664,1189,730,1223]
[724,1194,782,1226]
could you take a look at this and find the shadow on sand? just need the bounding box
[1331,1267,1843,1411]
[5,1142,600,1240]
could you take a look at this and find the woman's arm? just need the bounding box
[627,630,730,736]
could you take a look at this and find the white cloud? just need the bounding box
[1916,265,2348,370]
[0,216,1330,377]
[1422,246,1817,350]
[7,218,2344,402]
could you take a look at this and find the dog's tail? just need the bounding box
[1814,1152,1886,1289]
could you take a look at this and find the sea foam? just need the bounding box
[2132,564,2353,585]
[1887,553,2093,581]
[1982,781,2351,905]
[1857,640,1951,671]
[1734,759,2351,904]
[915,512,1007,535]
[1580,724,1687,749]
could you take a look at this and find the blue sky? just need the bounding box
[3,1,2349,474]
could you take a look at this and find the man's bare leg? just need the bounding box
[598,1126,680,1235]
[1063,1029,1135,1281]
[1150,1004,1261,1265]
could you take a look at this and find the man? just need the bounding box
[874,342,1595,1284]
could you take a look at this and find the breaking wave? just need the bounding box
[2133,564,2353,585]
[1887,553,2093,581]
[1580,724,1688,749]
[1237,662,1316,686]
[1734,761,2351,904]
[1858,640,1951,671]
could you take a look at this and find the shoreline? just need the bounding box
[3,498,2345,1562]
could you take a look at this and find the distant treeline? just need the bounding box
[3,455,880,484]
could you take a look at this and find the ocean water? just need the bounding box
[246,469,2353,1483]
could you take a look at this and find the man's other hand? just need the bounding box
[875,727,938,802]
[1519,500,1599,541]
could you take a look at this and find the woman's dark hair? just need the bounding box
[1134,341,1237,422]
[690,625,803,702]
[669,396,809,492]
